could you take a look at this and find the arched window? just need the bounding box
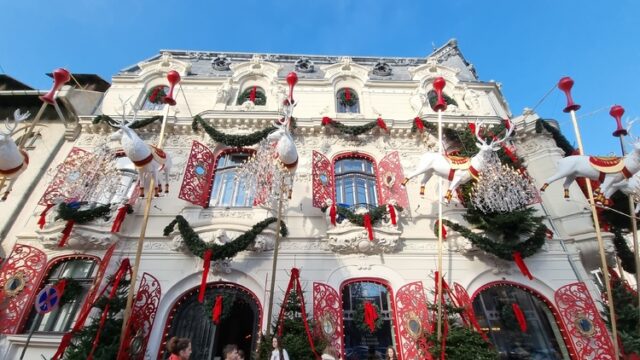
[472,284,569,359]
[210,151,254,207]
[336,88,360,113]
[236,86,266,105]
[342,280,397,359]
[23,257,98,333]
[334,157,378,210]
[141,85,169,111]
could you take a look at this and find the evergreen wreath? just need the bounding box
[236,87,267,105]
[163,215,288,260]
[353,302,383,333]
[321,118,379,136]
[427,90,458,110]
[55,202,112,224]
[191,115,277,147]
[92,115,163,129]
[58,277,84,306]
[320,204,401,227]
[612,227,637,274]
[338,89,358,107]
[147,85,168,104]
[201,293,236,322]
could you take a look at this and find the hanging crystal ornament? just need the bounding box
[470,152,537,213]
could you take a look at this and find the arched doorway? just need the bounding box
[160,282,261,360]
[472,283,570,360]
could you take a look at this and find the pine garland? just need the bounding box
[236,87,267,105]
[59,278,84,306]
[427,90,458,109]
[191,115,277,147]
[163,215,288,260]
[535,119,575,156]
[322,118,379,136]
[353,302,383,333]
[92,115,163,129]
[55,203,112,224]
[612,227,637,274]
[603,276,640,356]
[320,204,401,227]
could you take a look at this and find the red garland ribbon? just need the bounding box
[110,205,129,233]
[435,220,447,240]
[199,249,213,303]
[503,118,512,130]
[468,122,476,134]
[414,117,425,132]
[345,88,351,101]
[322,116,333,126]
[59,220,75,247]
[387,204,396,225]
[512,251,534,280]
[376,117,388,131]
[212,295,223,325]
[363,301,378,333]
[329,204,337,226]
[54,279,67,298]
[38,204,54,229]
[363,213,373,240]
[249,86,257,103]
[511,303,527,332]
[501,144,518,163]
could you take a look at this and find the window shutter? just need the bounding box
[377,151,409,208]
[395,281,432,359]
[178,141,215,207]
[453,283,486,336]
[312,151,334,208]
[313,282,344,357]
[38,147,92,206]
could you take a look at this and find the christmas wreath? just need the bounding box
[191,115,277,147]
[147,85,168,105]
[163,215,288,260]
[201,293,236,323]
[58,278,84,306]
[320,204,400,227]
[353,301,383,333]
[92,115,163,129]
[321,117,383,136]
[338,89,358,107]
[55,202,112,224]
[237,87,267,105]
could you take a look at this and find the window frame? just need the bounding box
[140,84,170,111]
[332,153,380,211]
[208,149,256,208]
[336,87,360,114]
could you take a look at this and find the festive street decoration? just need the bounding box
[338,88,358,107]
[0,109,31,200]
[267,113,298,172]
[92,114,162,129]
[237,86,266,105]
[313,283,343,357]
[353,301,382,333]
[54,201,112,247]
[428,89,458,110]
[145,85,168,105]
[110,204,134,234]
[612,228,637,274]
[163,70,180,106]
[321,204,400,227]
[163,215,288,260]
[201,294,233,325]
[605,271,640,358]
[191,115,276,147]
[321,116,385,136]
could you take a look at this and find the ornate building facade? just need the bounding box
[0,40,622,359]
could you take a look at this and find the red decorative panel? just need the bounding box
[377,151,409,208]
[118,272,161,360]
[395,281,432,360]
[453,283,485,337]
[554,282,615,359]
[313,282,343,357]
[38,147,90,206]
[0,244,47,334]
[75,242,117,329]
[178,141,215,207]
[312,151,334,208]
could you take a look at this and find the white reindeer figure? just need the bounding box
[402,122,514,202]
[267,103,298,173]
[0,109,31,200]
[109,108,171,197]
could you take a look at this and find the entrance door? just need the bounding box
[162,283,261,360]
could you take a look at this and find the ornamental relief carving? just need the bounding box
[37,225,119,250]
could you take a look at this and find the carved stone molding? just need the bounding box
[36,224,119,250]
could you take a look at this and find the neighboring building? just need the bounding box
[0,40,625,359]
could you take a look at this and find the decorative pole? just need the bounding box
[558,77,619,358]
[266,72,298,336]
[609,104,640,320]
[120,70,181,341]
[432,77,447,342]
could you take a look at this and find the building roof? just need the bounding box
[0,75,34,91]
[45,73,111,92]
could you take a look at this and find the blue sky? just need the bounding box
[2,0,639,155]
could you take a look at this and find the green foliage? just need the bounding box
[427,90,458,110]
[59,278,84,306]
[603,191,633,231]
[163,215,287,260]
[338,90,358,107]
[91,115,163,129]
[201,293,236,323]
[322,119,379,136]
[237,87,267,106]
[612,227,637,274]
[320,204,401,227]
[535,119,575,156]
[603,277,640,356]
[191,115,277,147]
[55,203,112,224]
[352,301,383,333]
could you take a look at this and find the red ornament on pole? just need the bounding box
[432,77,447,112]
[163,70,181,106]
[40,68,71,105]
[610,104,627,137]
[558,77,581,113]
[286,71,298,103]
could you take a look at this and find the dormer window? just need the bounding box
[336,88,360,113]
[237,86,266,106]
[141,85,169,111]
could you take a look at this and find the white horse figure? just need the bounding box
[110,113,171,197]
[402,122,514,202]
[0,109,31,200]
[267,104,298,173]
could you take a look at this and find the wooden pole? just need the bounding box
[436,108,444,342]
[266,172,286,336]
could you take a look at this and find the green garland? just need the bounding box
[338,90,358,107]
[603,276,640,356]
[58,277,84,306]
[191,115,276,147]
[92,115,163,129]
[320,204,401,227]
[147,85,168,104]
[55,203,112,224]
[427,90,458,110]
[236,87,267,105]
[612,227,637,274]
[352,302,383,333]
[535,119,575,156]
[322,118,378,136]
[163,215,288,260]
[201,293,236,323]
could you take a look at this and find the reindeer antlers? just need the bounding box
[4,109,31,135]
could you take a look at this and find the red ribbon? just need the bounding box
[501,144,518,163]
[59,220,75,247]
[199,249,213,303]
[503,118,512,130]
[435,220,447,240]
[363,213,373,240]
[363,301,378,333]
[513,251,533,280]
[345,88,351,101]
[376,117,388,131]
[54,279,67,298]
[511,303,527,332]
[329,204,337,226]
[38,204,54,229]
[212,295,223,325]
[249,86,257,103]
[468,122,476,134]
[414,117,424,132]
[110,205,129,233]
[322,116,333,126]
[387,204,396,225]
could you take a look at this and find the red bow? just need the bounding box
[363,213,373,241]
[414,117,425,132]
[435,220,447,240]
[329,204,337,226]
[512,303,527,332]
[212,295,223,325]
[377,117,388,131]
[387,204,396,225]
[468,122,476,134]
[38,204,54,229]
[249,86,257,103]
[322,116,333,126]
[199,249,213,303]
[513,251,533,280]
[363,301,378,332]
[345,88,352,101]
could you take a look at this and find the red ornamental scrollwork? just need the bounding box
[76,242,117,329]
[453,283,486,338]
[178,141,215,207]
[38,147,91,206]
[377,151,409,209]
[117,272,161,360]
[0,244,47,334]
[395,281,432,360]
[554,282,615,359]
[312,151,334,208]
[313,282,343,357]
